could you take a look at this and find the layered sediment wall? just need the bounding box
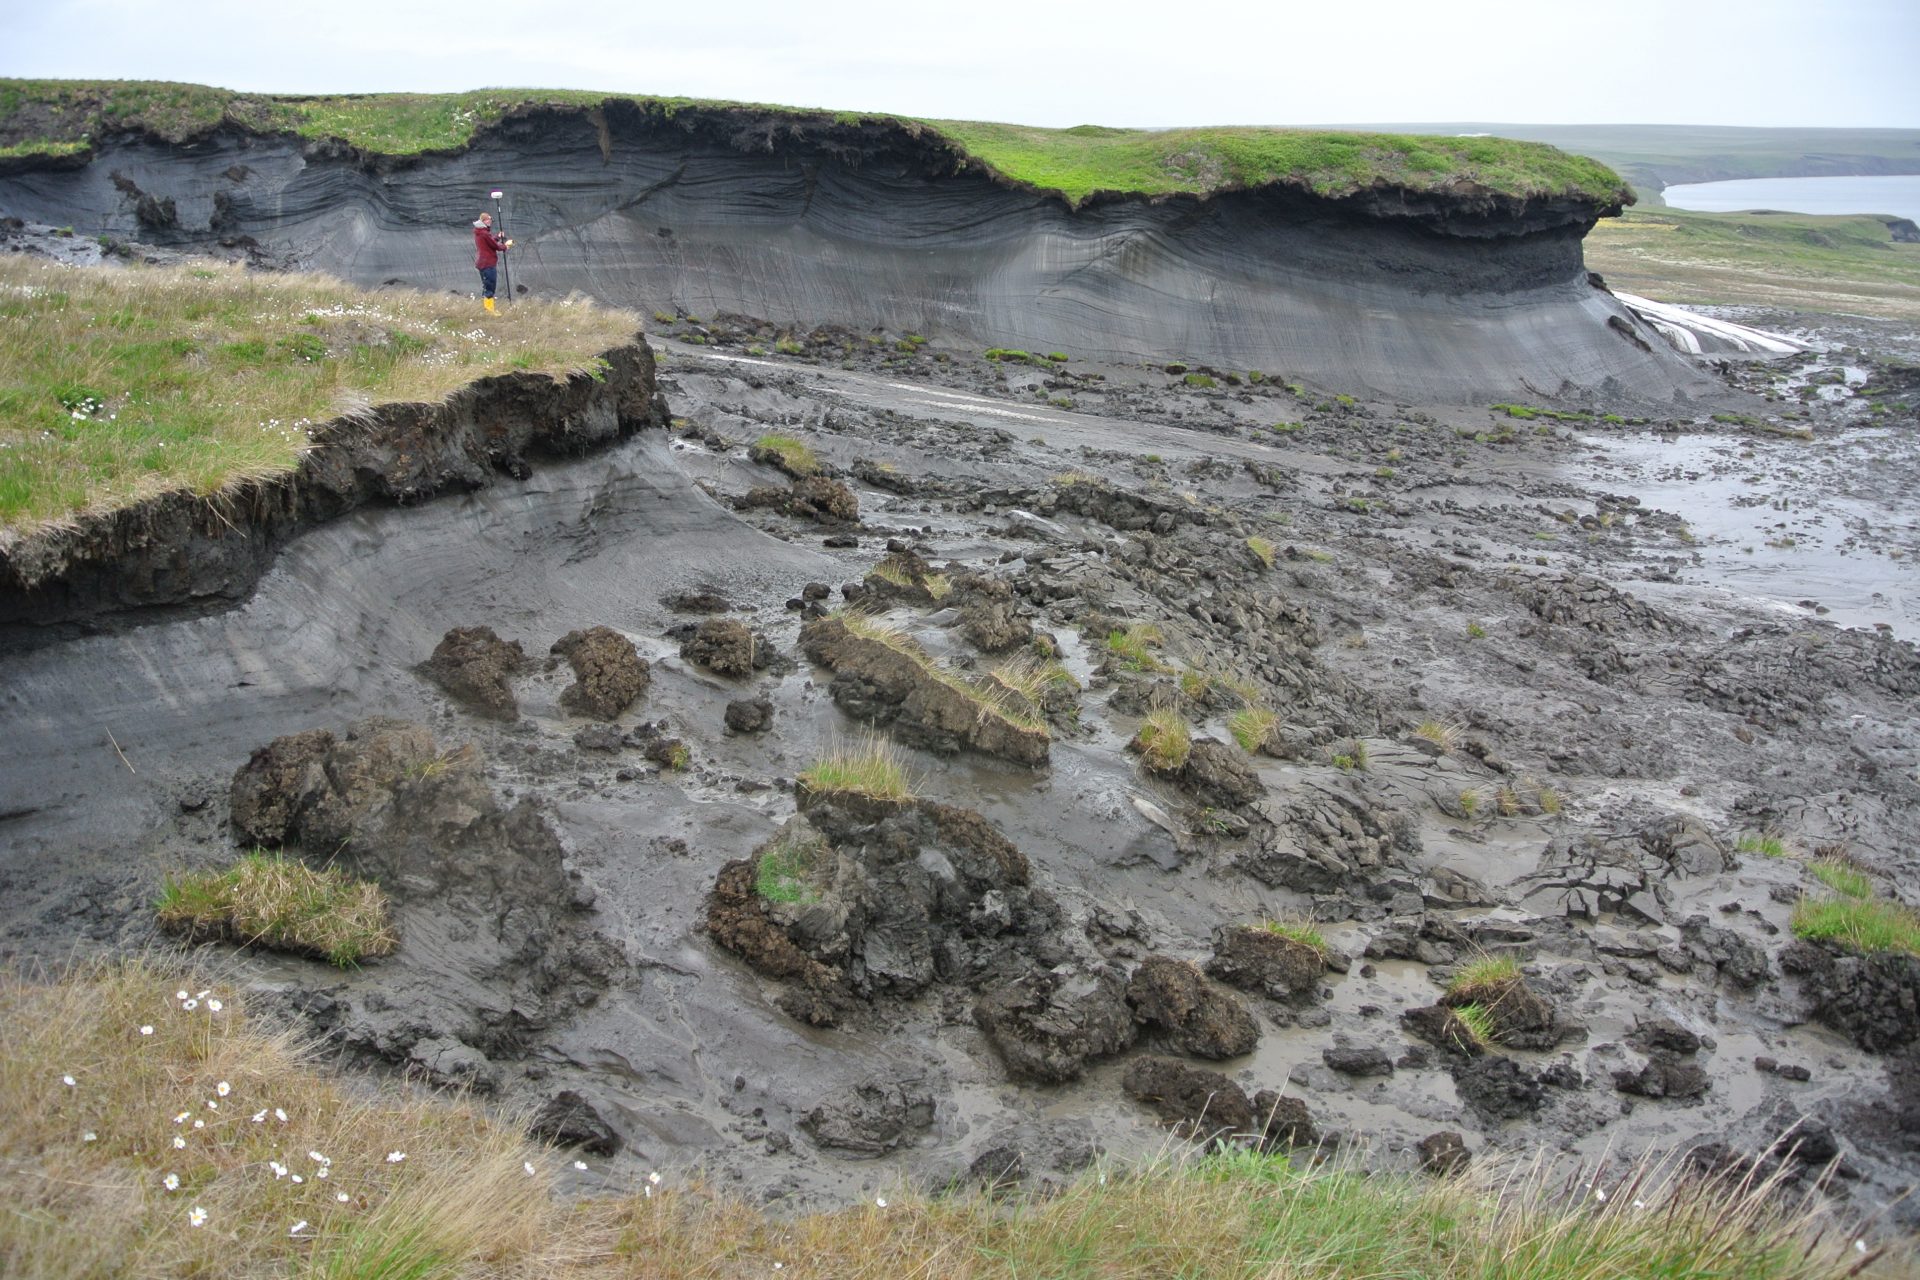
[0,105,1713,403]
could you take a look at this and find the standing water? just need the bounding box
[1661,174,1920,223]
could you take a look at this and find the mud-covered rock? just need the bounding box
[551,625,650,720]
[800,614,1050,766]
[1205,924,1328,1002]
[223,718,619,1061]
[418,625,528,720]
[705,856,849,1027]
[1126,955,1259,1059]
[1453,1054,1546,1120]
[953,572,1032,653]
[1251,1090,1321,1150]
[1417,1130,1470,1175]
[680,618,756,677]
[1613,1058,1710,1100]
[1780,940,1920,1054]
[801,1080,935,1156]
[1323,1044,1395,1076]
[1440,973,1574,1051]
[738,476,859,523]
[974,965,1137,1083]
[1239,785,1408,891]
[1176,738,1266,809]
[1401,1003,1487,1057]
[530,1089,622,1155]
[724,696,773,733]
[1122,1058,1255,1141]
[1679,915,1772,988]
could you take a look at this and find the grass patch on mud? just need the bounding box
[1131,706,1192,772]
[0,79,1630,207]
[1792,895,1920,957]
[0,257,640,534]
[797,739,914,803]
[154,852,395,967]
[0,960,1901,1279]
[836,611,1047,734]
[754,829,829,905]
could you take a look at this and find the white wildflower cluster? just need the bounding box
[63,393,106,420]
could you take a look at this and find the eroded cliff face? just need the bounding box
[0,106,1710,403]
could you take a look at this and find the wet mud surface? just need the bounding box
[2,314,1918,1222]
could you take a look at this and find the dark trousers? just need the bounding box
[478,266,498,298]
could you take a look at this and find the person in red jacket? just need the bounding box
[473,212,512,312]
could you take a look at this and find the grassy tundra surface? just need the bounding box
[0,257,640,535]
[0,959,1903,1280]
[1584,206,1920,321]
[0,79,1633,207]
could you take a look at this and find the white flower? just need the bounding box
[172,1136,186,1149]
[1857,1240,1869,1255]
[308,1150,330,1166]
[61,1074,76,1087]
[875,1196,888,1208]
[182,999,198,1011]
[316,1166,329,1180]
[215,1082,230,1097]
[82,1131,97,1142]
[163,1173,180,1191]
[1633,1199,1647,1209]
[290,1220,309,1237]
[572,1160,587,1171]
[139,1025,154,1036]
[386,1151,406,1163]
[648,1171,661,1186]
[291,1174,304,1184]
[274,1108,288,1123]
[195,990,209,1000]
[270,1161,287,1178]
[176,990,189,1002]
[523,1162,537,1176]
[206,1100,218,1111]
[187,1206,208,1228]
[192,1119,205,1130]
[1594,1188,1606,1203]
[252,1110,267,1123]
[173,1112,190,1125]
[336,1192,350,1203]
[207,1000,223,1013]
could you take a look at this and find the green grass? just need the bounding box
[1451,1003,1496,1050]
[1413,719,1461,751]
[0,256,639,534]
[833,611,1046,733]
[1257,919,1328,956]
[1106,622,1170,673]
[1447,955,1522,1002]
[1228,706,1278,754]
[754,830,829,904]
[1808,858,1873,900]
[1736,831,1790,859]
[1246,534,1277,568]
[1791,895,1920,957]
[1132,707,1192,772]
[753,432,819,476]
[154,851,395,967]
[797,740,914,803]
[0,80,1631,209]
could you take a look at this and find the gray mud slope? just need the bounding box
[0,106,1711,404]
[3,326,1918,1223]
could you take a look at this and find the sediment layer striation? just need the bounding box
[0,104,1711,403]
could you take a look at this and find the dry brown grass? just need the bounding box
[0,256,642,534]
[1,961,1906,1280]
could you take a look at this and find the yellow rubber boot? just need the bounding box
[483,296,495,313]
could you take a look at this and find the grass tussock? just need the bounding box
[988,655,1077,708]
[1257,919,1329,956]
[0,257,640,534]
[1246,534,1277,568]
[1737,830,1791,859]
[155,852,394,968]
[1106,621,1171,673]
[1228,706,1278,754]
[1447,954,1524,1003]
[1451,1002,1497,1049]
[1132,706,1192,772]
[1791,895,1920,958]
[797,739,915,803]
[752,432,819,475]
[1413,718,1462,752]
[0,960,1901,1279]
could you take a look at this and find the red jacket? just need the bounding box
[474,223,507,269]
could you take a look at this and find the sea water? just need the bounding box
[1661,174,1920,224]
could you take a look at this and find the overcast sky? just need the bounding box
[6,0,1917,129]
